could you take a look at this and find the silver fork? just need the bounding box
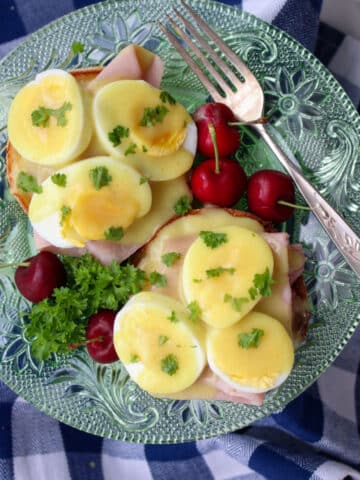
[159,1,360,277]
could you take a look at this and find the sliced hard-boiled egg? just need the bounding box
[207,311,294,393]
[28,156,152,247]
[120,174,192,246]
[182,226,274,328]
[113,291,206,395]
[8,69,92,166]
[93,80,196,180]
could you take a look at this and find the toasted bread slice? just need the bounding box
[6,67,102,213]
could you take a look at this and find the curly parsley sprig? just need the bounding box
[25,254,147,361]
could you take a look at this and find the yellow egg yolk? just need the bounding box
[207,311,294,392]
[68,190,139,241]
[114,292,206,395]
[94,80,191,157]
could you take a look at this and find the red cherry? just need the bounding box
[86,310,118,363]
[194,102,240,157]
[247,170,295,222]
[191,158,247,207]
[14,251,66,302]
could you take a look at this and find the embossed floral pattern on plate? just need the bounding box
[263,67,327,138]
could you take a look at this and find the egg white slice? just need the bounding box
[8,68,92,166]
[182,121,197,157]
[93,80,197,181]
[206,311,294,394]
[32,212,76,249]
[28,156,152,248]
[113,292,206,395]
[35,68,69,83]
[182,226,274,328]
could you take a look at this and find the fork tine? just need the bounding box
[158,21,223,102]
[165,14,233,96]
[180,0,256,81]
[173,7,241,88]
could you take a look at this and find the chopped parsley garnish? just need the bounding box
[104,226,124,241]
[199,231,228,249]
[142,145,148,153]
[161,354,179,376]
[173,196,191,216]
[60,206,71,226]
[139,105,169,127]
[140,176,150,185]
[255,267,274,296]
[167,310,179,323]
[25,254,147,361]
[125,143,137,156]
[31,107,49,128]
[149,271,167,288]
[161,252,181,267]
[89,166,112,190]
[187,301,201,322]
[51,173,67,187]
[16,172,43,194]
[108,125,129,147]
[129,353,140,363]
[193,278,202,283]
[248,267,274,299]
[224,293,249,312]
[160,90,176,105]
[248,287,257,301]
[31,101,72,128]
[238,328,264,349]
[159,335,169,346]
[71,41,84,54]
[206,267,235,278]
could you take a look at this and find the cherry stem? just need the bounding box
[69,336,104,350]
[278,200,311,211]
[208,123,220,174]
[228,117,269,126]
[0,261,31,269]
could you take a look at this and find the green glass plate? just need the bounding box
[0,0,359,443]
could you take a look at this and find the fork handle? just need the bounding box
[253,123,360,277]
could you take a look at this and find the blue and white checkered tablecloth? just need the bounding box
[1,1,360,479]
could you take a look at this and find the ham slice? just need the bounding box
[288,243,309,345]
[88,44,164,93]
[256,232,293,334]
[33,231,86,257]
[288,243,306,285]
[86,240,141,266]
[34,231,141,266]
[292,275,311,346]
